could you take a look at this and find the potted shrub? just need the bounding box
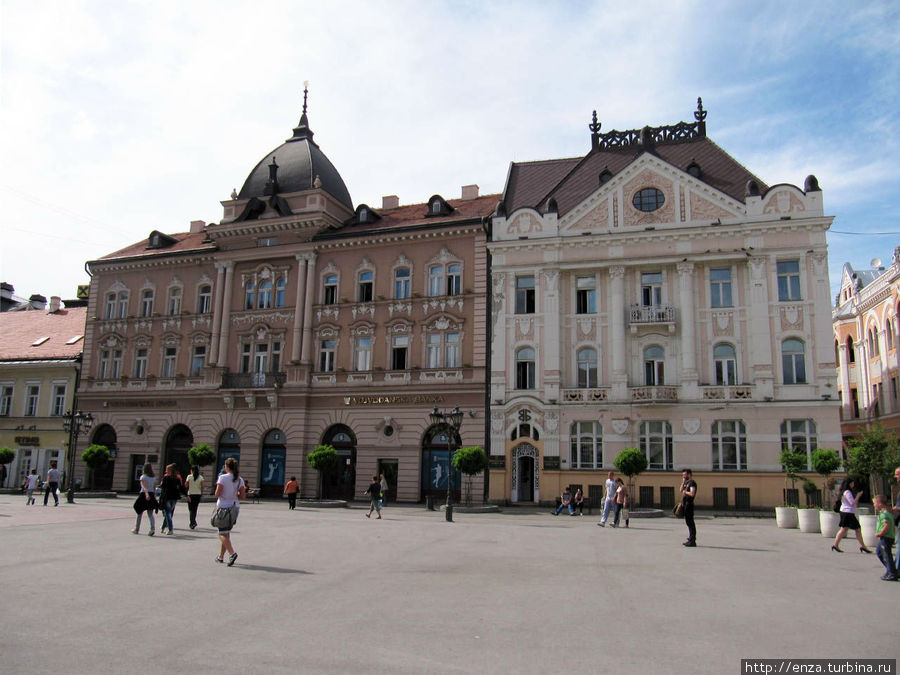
[811,448,842,537]
[775,447,805,528]
[0,447,15,488]
[306,444,338,499]
[614,447,648,517]
[452,446,488,506]
[81,444,110,490]
[797,478,820,533]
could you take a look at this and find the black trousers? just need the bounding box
[43,482,58,505]
[684,500,696,542]
[288,493,297,509]
[188,494,201,526]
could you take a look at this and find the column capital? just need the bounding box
[215,260,235,272]
[295,252,317,264]
[676,261,695,276]
[608,265,625,280]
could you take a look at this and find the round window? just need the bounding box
[632,188,665,212]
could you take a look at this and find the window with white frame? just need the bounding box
[98,350,111,379]
[426,334,441,369]
[167,287,182,315]
[428,263,462,297]
[318,339,336,372]
[275,278,286,307]
[140,289,154,317]
[570,421,602,469]
[515,276,535,314]
[516,347,536,389]
[161,347,177,377]
[714,343,737,386]
[358,271,374,302]
[51,384,67,417]
[781,338,806,384]
[117,292,129,318]
[323,274,338,304]
[197,285,212,314]
[709,268,732,308]
[111,350,122,379]
[105,293,116,319]
[240,340,281,374]
[394,267,411,299]
[0,385,13,416]
[576,276,596,314]
[640,420,673,470]
[780,419,817,468]
[258,280,273,309]
[244,281,256,310]
[446,263,461,295]
[24,384,40,416]
[391,335,409,370]
[445,332,460,367]
[777,260,801,301]
[644,345,665,385]
[576,347,598,388]
[641,272,662,307]
[133,348,148,379]
[424,332,460,369]
[711,420,747,470]
[191,345,206,376]
[354,337,372,371]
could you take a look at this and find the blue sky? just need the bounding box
[1,0,898,302]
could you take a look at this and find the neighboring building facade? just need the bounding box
[75,99,493,501]
[487,101,842,508]
[0,299,87,488]
[833,248,900,439]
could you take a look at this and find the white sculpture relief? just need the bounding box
[611,419,629,435]
[683,418,701,435]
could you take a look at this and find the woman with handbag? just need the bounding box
[214,457,246,566]
[132,463,158,536]
[831,477,872,554]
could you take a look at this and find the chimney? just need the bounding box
[190,220,206,234]
[29,294,47,310]
[461,184,479,200]
[48,296,61,313]
[382,195,399,210]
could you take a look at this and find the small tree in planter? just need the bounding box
[306,444,338,499]
[779,447,807,506]
[452,446,488,505]
[614,447,648,508]
[81,444,110,490]
[0,447,14,488]
[187,443,216,469]
[811,448,841,506]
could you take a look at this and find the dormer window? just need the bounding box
[359,207,368,222]
[431,200,440,214]
[424,195,453,217]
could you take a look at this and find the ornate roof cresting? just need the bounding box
[590,98,708,151]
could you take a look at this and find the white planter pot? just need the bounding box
[858,514,878,548]
[797,508,821,533]
[775,506,798,529]
[819,510,840,538]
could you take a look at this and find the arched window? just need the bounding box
[886,319,894,351]
[576,348,598,388]
[782,339,806,384]
[516,347,535,389]
[869,327,880,356]
[511,423,539,441]
[846,336,855,363]
[713,343,737,386]
[644,345,665,386]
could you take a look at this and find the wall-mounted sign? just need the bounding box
[343,394,444,406]
[14,436,40,446]
[105,400,178,408]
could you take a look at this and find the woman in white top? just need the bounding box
[214,457,246,566]
[184,465,204,530]
[831,477,872,554]
[132,463,157,536]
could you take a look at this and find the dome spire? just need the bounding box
[290,80,315,144]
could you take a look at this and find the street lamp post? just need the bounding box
[63,410,94,504]
[428,406,463,522]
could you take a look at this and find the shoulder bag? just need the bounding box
[673,502,684,518]
[210,505,235,530]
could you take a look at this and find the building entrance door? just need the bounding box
[130,455,146,493]
[377,459,398,503]
[511,443,539,503]
[517,455,534,502]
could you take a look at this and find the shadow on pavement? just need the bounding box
[233,564,312,575]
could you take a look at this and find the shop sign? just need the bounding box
[15,436,40,446]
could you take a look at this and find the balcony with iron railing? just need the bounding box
[629,304,675,325]
[221,371,286,389]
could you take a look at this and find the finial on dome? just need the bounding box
[290,81,316,144]
[302,80,309,116]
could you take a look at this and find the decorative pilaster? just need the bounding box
[300,253,317,363]
[291,254,310,363]
[609,266,627,398]
[677,262,698,389]
[208,263,227,364]
[216,261,235,367]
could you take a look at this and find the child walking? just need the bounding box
[874,494,898,581]
[23,468,39,505]
[365,475,382,519]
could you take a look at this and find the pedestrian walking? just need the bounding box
[214,457,246,566]
[43,460,60,506]
[893,466,900,573]
[365,475,382,519]
[680,469,697,547]
[184,465,204,529]
[831,477,872,554]
[284,475,298,510]
[613,478,628,528]
[159,463,182,535]
[873,494,898,581]
[132,463,157,535]
[598,471,616,526]
[379,473,388,510]
[23,468,39,505]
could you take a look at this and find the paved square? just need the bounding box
[0,497,895,674]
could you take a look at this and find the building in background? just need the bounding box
[832,248,900,439]
[487,100,841,509]
[0,298,87,488]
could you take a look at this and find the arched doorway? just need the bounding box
[421,425,461,503]
[511,443,539,503]
[321,425,356,500]
[163,424,193,479]
[216,428,241,476]
[90,424,117,490]
[259,429,286,497]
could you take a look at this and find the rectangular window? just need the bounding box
[358,271,374,302]
[426,334,441,369]
[446,264,461,296]
[323,275,338,305]
[777,260,801,301]
[117,292,129,318]
[394,268,411,299]
[140,290,154,317]
[709,268,732,308]
[51,384,67,417]
[105,293,116,319]
[161,347,177,378]
[110,350,122,379]
[98,350,110,379]
[24,385,39,416]
[197,285,212,314]
[780,419,817,469]
[569,421,602,469]
[354,337,372,371]
[167,287,182,315]
[641,272,662,307]
[576,277,596,314]
[271,341,281,372]
[133,348,148,379]
[711,420,747,471]
[0,385,13,416]
[428,265,443,297]
[445,332,460,368]
[319,339,336,372]
[191,345,207,376]
[391,335,409,370]
[240,344,252,373]
[640,420,673,470]
[515,276,535,314]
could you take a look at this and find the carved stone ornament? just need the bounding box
[683,418,701,435]
[611,419,629,435]
[780,305,802,330]
[507,212,543,235]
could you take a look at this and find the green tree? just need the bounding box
[0,447,14,488]
[811,448,841,506]
[614,448,648,506]
[845,426,900,498]
[779,447,807,505]
[81,444,110,489]
[188,443,216,468]
[452,446,488,505]
[306,444,338,499]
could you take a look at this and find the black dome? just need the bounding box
[237,111,352,210]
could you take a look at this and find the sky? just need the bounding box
[1,0,898,303]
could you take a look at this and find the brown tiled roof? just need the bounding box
[504,137,767,217]
[0,306,87,360]
[94,232,215,264]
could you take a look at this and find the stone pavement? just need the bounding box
[0,496,895,675]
